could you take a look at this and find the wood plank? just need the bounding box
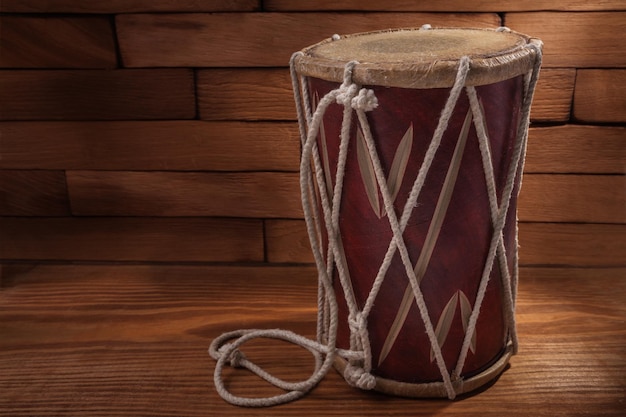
[0,217,263,262]
[0,0,260,13]
[530,69,574,122]
[66,171,303,218]
[519,223,626,267]
[117,13,500,67]
[0,121,300,171]
[265,0,626,12]
[0,70,195,121]
[198,69,296,121]
[265,219,313,264]
[4,121,600,179]
[506,12,626,67]
[519,175,626,224]
[265,219,626,267]
[574,69,626,123]
[198,68,571,121]
[0,170,69,216]
[525,125,626,174]
[80,169,625,222]
[0,264,624,415]
[0,15,116,68]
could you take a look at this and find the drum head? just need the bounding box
[294,27,542,88]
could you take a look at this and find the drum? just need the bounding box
[291,26,542,399]
[210,26,542,407]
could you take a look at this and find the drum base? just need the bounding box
[332,343,513,398]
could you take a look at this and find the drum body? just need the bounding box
[292,27,542,397]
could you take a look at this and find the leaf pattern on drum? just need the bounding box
[319,118,333,199]
[356,128,381,217]
[429,290,477,362]
[379,110,473,366]
[459,289,477,354]
[430,291,459,362]
[356,124,413,218]
[387,125,413,208]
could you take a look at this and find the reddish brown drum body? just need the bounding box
[292,27,542,397]
[310,76,520,382]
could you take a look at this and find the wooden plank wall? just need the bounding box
[1,1,624,271]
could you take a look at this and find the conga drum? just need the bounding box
[210,26,542,406]
[290,26,542,399]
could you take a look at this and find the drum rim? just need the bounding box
[293,27,543,88]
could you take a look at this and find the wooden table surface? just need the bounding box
[1,264,624,416]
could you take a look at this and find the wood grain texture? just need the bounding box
[530,69,575,122]
[574,70,626,123]
[66,171,303,218]
[197,69,296,121]
[0,264,623,416]
[0,170,69,216]
[0,15,117,68]
[265,0,626,12]
[0,218,263,262]
[0,121,300,171]
[525,125,626,174]
[506,12,626,67]
[66,171,624,220]
[0,70,195,121]
[2,123,621,175]
[116,13,500,67]
[518,175,626,223]
[264,220,626,267]
[0,0,260,13]
[265,219,313,263]
[519,223,626,267]
[265,219,310,263]
[197,68,572,121]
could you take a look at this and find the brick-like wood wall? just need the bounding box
[1,1,625,268]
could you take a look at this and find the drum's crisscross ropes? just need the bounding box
[209,27,542,407]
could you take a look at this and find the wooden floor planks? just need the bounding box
[0,264,623,416]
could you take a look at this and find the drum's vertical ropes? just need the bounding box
[467,90,519,355]
[209,32,542,407]
[357,57,471,399]
[452,45,542,379]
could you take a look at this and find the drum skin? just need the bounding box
[309,75,523,383]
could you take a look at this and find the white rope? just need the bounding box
[452,44,542,377]
[210,39,542,407]
[466,86,519,355]
[208,58,377,407]
[355,56,471,399]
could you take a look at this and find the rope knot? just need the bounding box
[351,88,378,111]
[218,343,246,368]
[228,349,246,368]
[343,364,376,390]
[348,312,367,336]
[336,83,358,107]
